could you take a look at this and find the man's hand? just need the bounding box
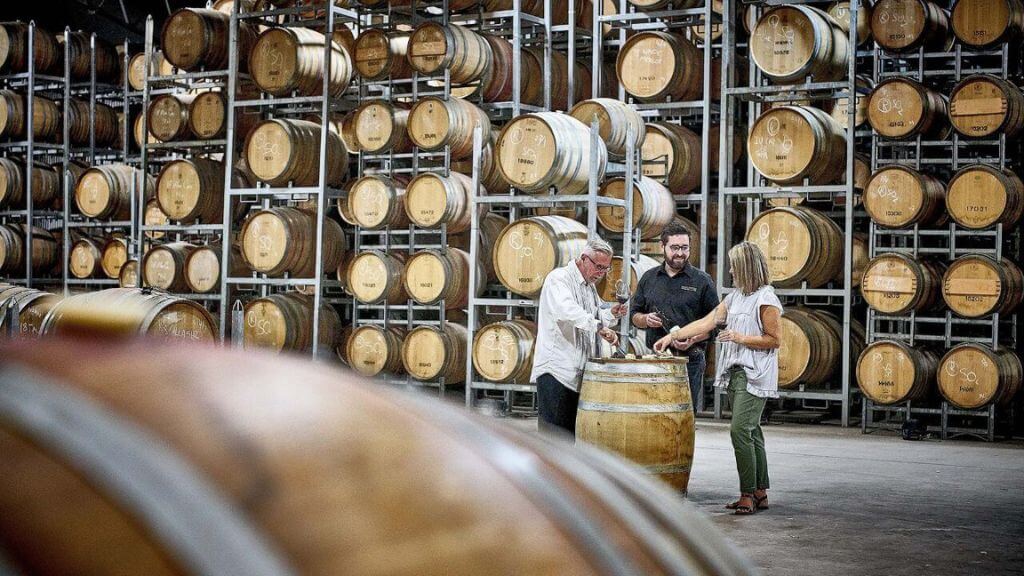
[644,313,663,328]
[671,337,693,351]
[653,333,674,353]
[611,303,628,318]
[598,327,619,346]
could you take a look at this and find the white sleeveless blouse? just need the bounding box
[713,285,784,398]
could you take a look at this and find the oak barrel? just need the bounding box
[347,250,408,305]
[0,285,61,337]
[347,174,410,230]
[596,255,661,303]
[147,94,195,142]
[616,32,703,102]
[243,291,341,353]
[777,307,845,388]
[0,90,61,142]
[239,207,345,278]
[493,215,589,298]
[951,0,1024,47]
[946,164,1024,229]
[748,106,846,185]
[0,157,59,210]
[938,344,1022,409]
[250,26,353,97]
[100,236,129,279]
[404,248,484,309]
[870,0,951,52]
[40,287,216,341]
[941,255,1023,318]
[161,8,256,72]
[751,5,851,84]
[495,112,608,196]
[863,165,947,228]
[949,74,1024,139]
[472,319,537,384]
[640,122,724,194]
[0,225,57,275]
[857,340,938,404]
[407,22,491,84]
[185,245,245,294]
[144,198,169,239]
[569,98,645,159]
[828,1,873,44]
[127,49,174,91]
[353,100,413,153]
[407,97,490,160]
[142,242,195,292]
[860,253,945,314]
[75,164,154,221]
[188,91,230,140]
[831,76,875,128]
[449,212,507,283]
[345,324,406,377]
[66,98,120,147]
[746,207,844,288]
[867,78,950,139]
[451,133,507,194]
[156,158,225,224]
[597,176,676,240]
[118,259,139,288]
[62,32,120,82]
[404,171,484,234]
[69,236,103,279]
[0,22,60,74]
[401,322,468,384]
[353,29,413,80]
[577,358,694,492]
[244,118,348,186]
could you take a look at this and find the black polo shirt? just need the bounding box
[631,262,719,353]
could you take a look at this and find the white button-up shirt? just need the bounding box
[530,261,616,391]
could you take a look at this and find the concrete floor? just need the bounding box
[503,416,1024,576]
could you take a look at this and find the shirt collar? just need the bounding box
[568,260,588,286]
[658,261,690,277]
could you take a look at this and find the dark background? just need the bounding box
[1,1,205,46]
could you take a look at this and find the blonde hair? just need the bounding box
[728,241,771,295]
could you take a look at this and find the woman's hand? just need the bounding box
[653,333,675,353]
[716,330,746,345]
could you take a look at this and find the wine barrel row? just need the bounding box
[68,233,128,280]
[777,307,866,389]
[147,92,234,142]
[0,224,59,275]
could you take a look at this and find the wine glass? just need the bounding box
[714,306,728,342]
[614,279,630,305]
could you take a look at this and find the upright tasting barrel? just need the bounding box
[238,207,345,277]
[941,255,1023,318]
[495,112,608,196]
[948,74,1024,139]
[870,0,951,52]
[862,165,947,228]
[745,207,843,288]
[857,340,938,404]
[250,26,353,97]
[401,321,468,384]
[860,253,945,314]
[244,118,347,186]
[577,358,695,493]
[40,287,216,341]
[750,5,851,84]
[403,248,483,309]
[347,250,408,305]
[748,106,846,185]
[243,291,341,353]
[946,164,1024,229]
[472,319,537,384]
[492,215,589,298]
[938,344,1022,409]
[616,31,703,102]
[867,78,950,139]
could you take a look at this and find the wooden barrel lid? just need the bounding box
[402,326,448,380]
[348,251,395,303]
[347,325,397,377]
[157,160,203,221]
[186,247,221,293]
[938,344,1002,408]
[946,165,1016,229]
[354,101,398,153]
[861,254,923,314]
[868,80,925,138]
[568,100,615,143]
[149,95,189,141]
[942,255,1007,317]
[69,240,99,279]
[496,115,557,189]
[857,340,923,404]
[243,298,290,351]
[949,76,1011,138]
[746,209,815,284]
[951,0,1016,46]
[407,98,450,151]
[405,173,449,228]
[189,92,226,139]
[748,107,817,183]
[119,260,139,288]
[162,9,209,70]
[871,0,930,51]
[404,251,447,304]
[246,121,294,183]
[407,23,447,75]
[75,170,112,218]
[493,219,560,297]
[250,28,301,95]
[473,321,530,383]
[617,33,677,100]
[240,211,288,273]
[143,247,180,290]
[863,167,927,228]
[101,239,128,279]
[750,7,822,80]
[144,200,169,239]
[146,300,216,341]
[349,176,398,229]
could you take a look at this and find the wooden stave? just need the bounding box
[938,343,1022,409]
[860,252,946,315]
[39,287,217,341]
[495,112,608,196]
[492,215,589,298]
[353,29,413,80]
[407,22,492,84]
[161,8,257,72]
[951,0,1024,47]
[242,291,340,353]
[156,158,225,224]
[407,96,491,160]
[777,307,842,388]
[345,324,407,377]
[353,100,413,154]
[867,78,950,140]
[401,321,468,384]
[244,118,348,187]
[941,255,1024,318]
[142,242,195,292]
[862,165,947,228]
[946,164,1024,229]
[0,90,61,142]
[250,26,352,97]
[748,105,847,185]
[127,50,174,91]
[472,319,537,384]
[68,236,104,279]
[187,91,230,141]
[347,250,408,305]
[746,206,844,288]
[857,340,939,404]
[147,94,195,143]
[347,174,410,230]
[66,98,120,147]
[616,31,703,103]
[569,98,646,159]
[948,74,1024,139]
[403,248,483,309]
[74,164,154,221]
[238,207,345,277]
[751,5,851,84]
[0,22,61,74]
[100,236,129,279]
[870,0,951,52]
[404,171,485,233]
[0,225,57,274]
[0,157,59,210]
[828,1,874,44]
[596,176,675,240]
[62,31,120,82]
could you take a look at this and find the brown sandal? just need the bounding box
[753,491,769,510]
[725,493,756,515]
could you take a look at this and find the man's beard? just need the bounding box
[666,255,687,270]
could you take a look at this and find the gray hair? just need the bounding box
[584,237,613,257]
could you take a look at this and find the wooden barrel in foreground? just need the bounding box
[949,75,1024,139]
[404,172,483,234]
[0,22,61,74]
[0,285,61,337]
[860,253,945,315]
[353,100,413,154]
[0,90,61,142]
[244,118,347,186]
[938,344,1022,409]
[156,158,225,224]
[863,165,947,228]
[401,322,468,384]
[751,5,850,84]
[946,164,1024,229]
[748,106,846,185]
[616,31,703,102]
[347,250,408,305]
[250,26,353,97]
[496,112,608,196]
[354,29,413,80]
[867,78,950,140]
[493,216,589,298]
[161,8,256,72]
[407,97,490,160]
[941,255,1023,318]
[345,324,406,377]
[0,340,756,576]
[857,340,938,405]
[404,248,483,309]
[577,358,694,493]
[407,22,491,83]
[239,207,345,277]
[39,288,216,341]
[951,0,1024,47]
[472,319,537,384]
[870,0,951,52]
[243,291,341,353]
[0,225,57,275]
[597,177,675,240]
[746,207,843,288]
[569,98,645,159]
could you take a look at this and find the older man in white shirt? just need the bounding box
[530,238,628,436]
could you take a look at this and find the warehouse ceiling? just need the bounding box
[0,0,204,46]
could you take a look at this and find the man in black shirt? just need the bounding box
[631,221,719,412]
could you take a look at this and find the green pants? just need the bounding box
[728,368,770,493]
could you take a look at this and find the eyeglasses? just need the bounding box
[583,254,611,272]
[665,244,690,253]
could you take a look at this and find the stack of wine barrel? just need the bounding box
[854,0,1024,434]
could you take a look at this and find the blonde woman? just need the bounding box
[654,242,782,515]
